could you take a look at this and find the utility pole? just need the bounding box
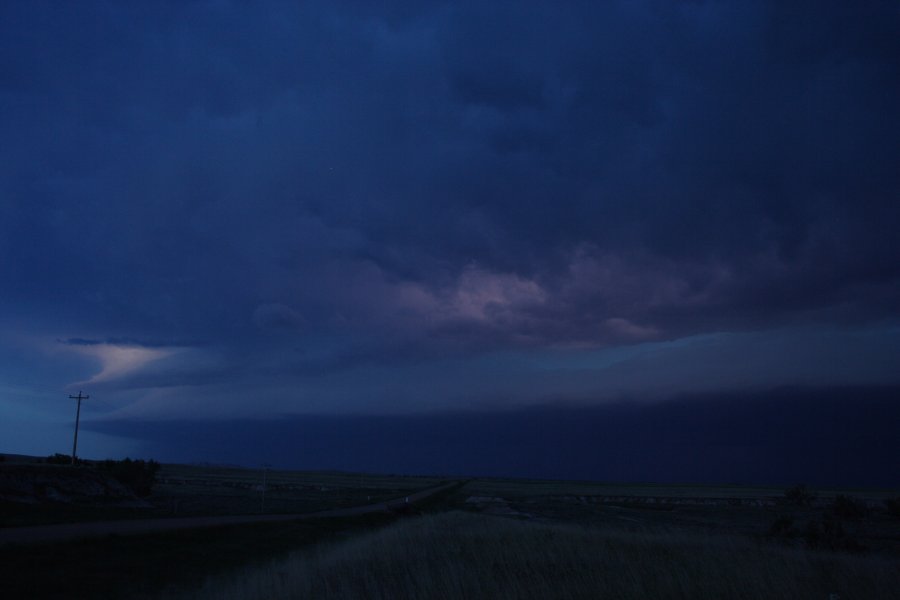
[69,391,89,465]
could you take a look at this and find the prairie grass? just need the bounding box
[150,464,445,517]
[168,511,899,600]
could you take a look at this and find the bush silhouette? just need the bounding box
[803,516,864,552]
[783,484,815,507]
[766,516,796,540]
[45,453,84,465]
[98,458,160,497]
[831,495,867,520]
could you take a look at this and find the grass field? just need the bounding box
[461,476,898,501]
[1,512,403,599]
[0,459,447,527]
[3,459,898,599]
[164,511,900,600]
[150,463,446,517]
[457,478,900,554]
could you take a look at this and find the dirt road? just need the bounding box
[0,481,459,546]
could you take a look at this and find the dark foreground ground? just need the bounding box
[1,458,898,599]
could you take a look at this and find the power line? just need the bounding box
[68,391,89,465]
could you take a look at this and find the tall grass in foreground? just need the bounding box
[168,512,899,600]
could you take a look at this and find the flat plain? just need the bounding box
[2,457,898,599]
[149,462,447,517]
[0,456,447,527]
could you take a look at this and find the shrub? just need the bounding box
[767,516,796,539]
[45,453,83,465]
[97,458,161,497]
[884,498,900,519]
[831,495,867,520]
[803,516,864,552]
[784,484,815,507]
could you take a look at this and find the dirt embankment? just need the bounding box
[0,465,149,508]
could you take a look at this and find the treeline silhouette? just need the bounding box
[45,454,160,496]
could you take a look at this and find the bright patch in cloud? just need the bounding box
[450,266,546,321]
[64,343,172,386]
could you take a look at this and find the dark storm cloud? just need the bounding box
[85,386,900,487]
[1,1,898,374]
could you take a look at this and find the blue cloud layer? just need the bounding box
[0,2,898,463]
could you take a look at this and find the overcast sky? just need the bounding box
[1,1,898,483]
